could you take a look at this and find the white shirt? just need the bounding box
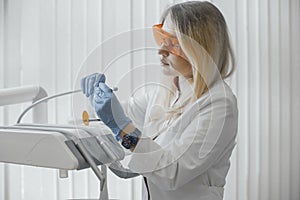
[123,78,238,200]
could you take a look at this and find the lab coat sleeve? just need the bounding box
[128,93,238,191]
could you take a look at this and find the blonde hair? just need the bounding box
[163,1,235,98]
[146,1,235,131]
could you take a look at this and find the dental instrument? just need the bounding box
[16,86,118,124]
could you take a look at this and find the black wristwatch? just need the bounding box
[121,128,141,149]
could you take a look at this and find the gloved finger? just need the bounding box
[84,75,92,97]
[95,86,111,101]
[80,77,87,95]
[82,76,92,97]
[94,73,106,87]
[94,87,104,97]
[88,94,94,103]
[94,93,104,104]
[87,75,96,97]
[98,82,112,93]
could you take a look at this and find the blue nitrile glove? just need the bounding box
[81,73,106,98]
[92,82,132,141]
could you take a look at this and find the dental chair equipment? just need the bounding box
[0,85,138,200]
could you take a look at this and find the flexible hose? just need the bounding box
[16,89,82,124]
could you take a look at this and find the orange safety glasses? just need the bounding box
[152,23,187,59]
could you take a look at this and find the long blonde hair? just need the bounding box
[164,1,235,98]
[146,1,235,129]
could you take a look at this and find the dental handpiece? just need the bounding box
[16,86,118,124]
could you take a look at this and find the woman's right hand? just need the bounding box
[80,73,106,98]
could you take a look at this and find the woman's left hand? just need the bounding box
[92,82,132,141]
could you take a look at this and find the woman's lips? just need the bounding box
[160,59,169,66]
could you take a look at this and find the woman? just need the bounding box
[81,1,238,200]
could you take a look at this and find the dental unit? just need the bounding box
[0,85,137,200]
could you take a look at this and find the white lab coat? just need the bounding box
[123,79,238,200]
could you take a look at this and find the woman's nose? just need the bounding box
[158,44,170,57]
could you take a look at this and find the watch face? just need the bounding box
[121,132,139,149]
[121,135,131,149]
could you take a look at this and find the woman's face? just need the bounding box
[158,14,193,79]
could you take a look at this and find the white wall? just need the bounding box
[0,0,299,200]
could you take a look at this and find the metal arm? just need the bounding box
[0,85,48,123]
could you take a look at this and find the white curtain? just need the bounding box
[0,0,299,200]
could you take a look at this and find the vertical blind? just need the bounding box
[0,0,299,200]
